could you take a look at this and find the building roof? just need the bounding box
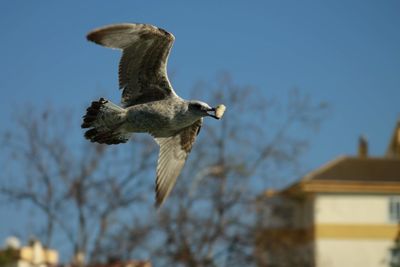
[282,156,400,195]
[277,119,400,195]
[303,156,400,182]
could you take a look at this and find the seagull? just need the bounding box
[81,23,226,207]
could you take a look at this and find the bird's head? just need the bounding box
[188,100,219,119]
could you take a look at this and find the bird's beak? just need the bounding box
[206,108,219,119]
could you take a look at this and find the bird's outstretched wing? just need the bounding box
[154,119,203,207]
[87,23,176,107]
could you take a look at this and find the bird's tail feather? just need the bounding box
[81,98,131,145]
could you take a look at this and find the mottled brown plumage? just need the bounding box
[87,23,175,107]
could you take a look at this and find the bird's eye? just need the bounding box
[192,103,202,109]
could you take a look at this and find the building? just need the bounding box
[0,238,58,267]
[256,120,400,267]
[0,238,152,267]
[88,259,152,267]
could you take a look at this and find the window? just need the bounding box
[390,246,400,267]
[389,197,400,223]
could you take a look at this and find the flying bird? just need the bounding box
[81,23,226,207]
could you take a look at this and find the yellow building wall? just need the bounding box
[316,224,398,239]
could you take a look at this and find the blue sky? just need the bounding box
[0,0,399,248]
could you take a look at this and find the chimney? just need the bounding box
[396,126,400,158]
[358,135,368,158]
[386,119,400,158]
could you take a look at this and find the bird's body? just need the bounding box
[124,97,197,137]
[81,23,225,207]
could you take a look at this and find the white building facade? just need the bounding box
[314,193,399,267]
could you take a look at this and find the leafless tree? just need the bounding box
[100,72,328,267]
[0,72,328,266]
[0,106,157,264]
